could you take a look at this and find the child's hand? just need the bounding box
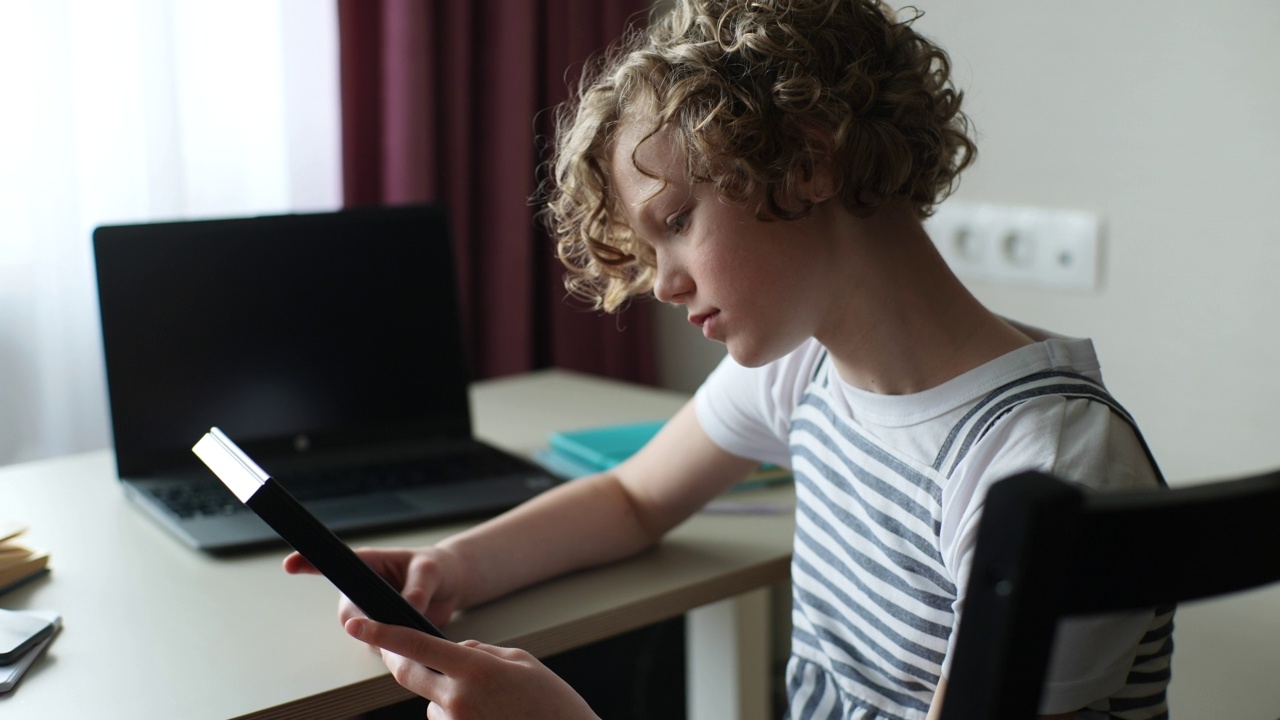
[283,545,464,631]
[346,617,599,720]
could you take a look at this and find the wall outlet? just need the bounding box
[925,201,1103,292]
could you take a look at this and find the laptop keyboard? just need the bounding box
[153,482,244,519]
[152,451,540,519]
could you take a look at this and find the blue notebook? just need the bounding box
[547,420,667,472]
[538,420,791,488]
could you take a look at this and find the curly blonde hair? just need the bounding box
[543,0,977,312]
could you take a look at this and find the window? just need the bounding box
[0,0,340,465]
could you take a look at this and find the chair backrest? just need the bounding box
[939,468,1280,719]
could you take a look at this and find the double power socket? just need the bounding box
[924,200,1102,292]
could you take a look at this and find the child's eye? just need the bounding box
[665,209,691,235]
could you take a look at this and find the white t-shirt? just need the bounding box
[694,330,1170,717]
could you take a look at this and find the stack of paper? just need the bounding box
[0,519,50,596]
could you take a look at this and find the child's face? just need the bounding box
[609,121,839,368]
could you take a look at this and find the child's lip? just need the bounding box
[688,310,717,327]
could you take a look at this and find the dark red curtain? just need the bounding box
[337,0,657,385]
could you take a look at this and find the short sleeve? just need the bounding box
[693,340,826,469]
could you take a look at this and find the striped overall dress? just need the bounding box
[784,359,1174,719]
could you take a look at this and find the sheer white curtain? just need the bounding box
[0,0,341,466]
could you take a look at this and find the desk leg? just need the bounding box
[686,587,772,720]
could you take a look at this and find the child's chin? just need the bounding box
[726,341,788,370]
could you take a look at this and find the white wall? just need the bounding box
[654,2,1280,715]
[917,2,1280,488]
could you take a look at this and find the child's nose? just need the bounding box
[652,259,693,304]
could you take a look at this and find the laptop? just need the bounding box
[92,204,563,553]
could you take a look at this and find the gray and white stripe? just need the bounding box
[787,386,952,716]
[784,361,1172,719]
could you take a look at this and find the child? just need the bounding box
[287,1,1173,717]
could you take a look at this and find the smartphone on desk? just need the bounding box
[192,427,447,640]
[1,609,61,693]
[0,609,54,665]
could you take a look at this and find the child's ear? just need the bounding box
[799,159,838,205]
[798,126,839,203]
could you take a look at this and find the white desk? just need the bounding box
[0,370,793,719]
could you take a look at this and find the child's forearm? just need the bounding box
[436,399,750,610]
[436,469,660,610]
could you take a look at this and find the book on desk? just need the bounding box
[533,419,791,490]
[0,519,50,597]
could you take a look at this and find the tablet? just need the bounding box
[192,427,447,639]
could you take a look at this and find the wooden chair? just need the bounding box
[939,468,1280,719]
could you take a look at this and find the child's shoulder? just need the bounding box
[946,369,1157,497]
[929,330,1150,484]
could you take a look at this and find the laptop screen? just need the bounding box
[93,204,473,478]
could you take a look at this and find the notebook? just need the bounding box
[92,204,563,553]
